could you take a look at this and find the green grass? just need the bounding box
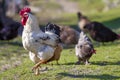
[1,40,120,80]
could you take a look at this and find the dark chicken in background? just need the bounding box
[0,0,22,41]
[59,26,80,46]
[0,22,21,40]
[77,12,90,32]
[0,16,22,41]
[84,22,120,43]
[77,12,120,43]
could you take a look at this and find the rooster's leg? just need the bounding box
[32,60,47,74]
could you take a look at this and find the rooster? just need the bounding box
[75,31,96,65]
[19,7,62,75]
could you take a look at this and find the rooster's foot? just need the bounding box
[32,66,40,75]
[35,68,40,75]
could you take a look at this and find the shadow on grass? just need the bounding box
[59,60,120,66]
[58,72,120,79]
[60,62,75,65]
[92,61,120,66]
[63,45,75,49]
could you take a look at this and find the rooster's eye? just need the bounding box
[80,45,82,48]
[23,13,28,17]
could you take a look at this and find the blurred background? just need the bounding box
[1,0,120,35]
[0,0,120,79]
[1,0,120,25]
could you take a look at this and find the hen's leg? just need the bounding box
[75,57,82,65]
[85,60,90,65]
[56,60,59,65]
[85,58,90,65]
[54,44,62,65]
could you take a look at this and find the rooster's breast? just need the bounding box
[22,32,41,52]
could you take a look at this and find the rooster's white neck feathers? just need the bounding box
[24,13,40,32]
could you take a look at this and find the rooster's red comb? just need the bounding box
[19,7,31,16]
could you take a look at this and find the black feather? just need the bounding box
[45,23,61,37]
